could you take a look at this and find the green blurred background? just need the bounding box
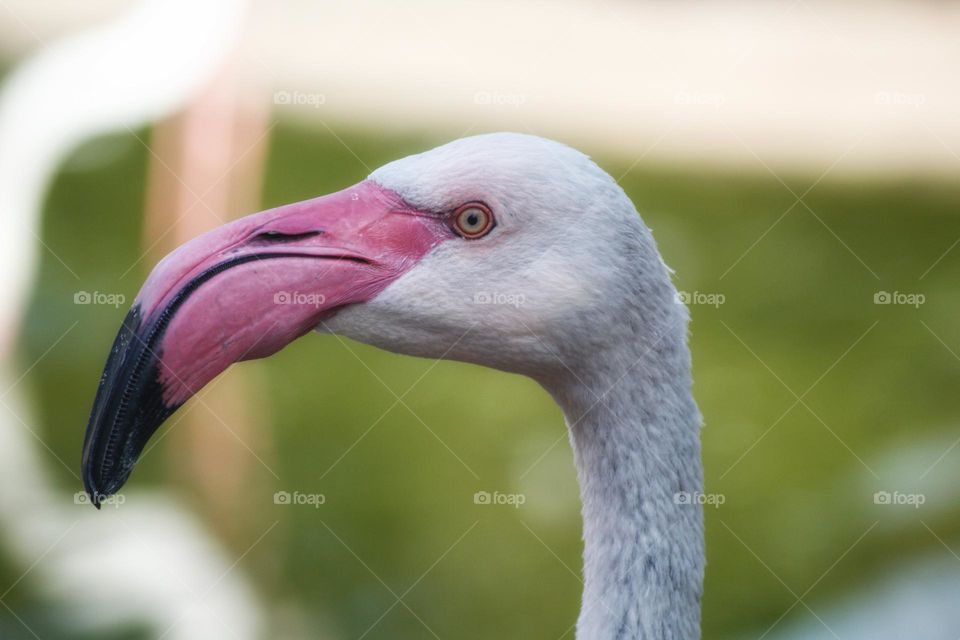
[8,122,959,639]
[2,1,960,639]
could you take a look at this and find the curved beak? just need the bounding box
[82,180,446,506]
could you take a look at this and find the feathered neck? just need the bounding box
[542,277,704,640]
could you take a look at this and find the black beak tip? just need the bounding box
[81,457,134,510]
[80,303,179,511]
[82,465,103,510]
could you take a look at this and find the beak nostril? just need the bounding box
[252,230,324,243]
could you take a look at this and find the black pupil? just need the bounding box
[466,212,479,227]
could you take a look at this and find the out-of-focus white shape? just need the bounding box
[0,0,244,354]
[756,430,960,640]
[5,1,959,177]
[861,431,960,529]
[763,553,960,640]
[0,371,265,640]
[6,0,958,177]
[0,1,126,56]
[252,0,960,178]
[0,0,268,637]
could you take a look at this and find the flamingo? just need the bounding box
[82,132,705,639]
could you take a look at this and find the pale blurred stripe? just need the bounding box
[2,0,959,177]
[142,59,276,541]
[0,0,271,636]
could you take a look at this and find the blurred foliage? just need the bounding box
[9,119,960,639]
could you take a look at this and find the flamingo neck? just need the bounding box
[546,316,704,640]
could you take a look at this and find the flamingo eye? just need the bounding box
[452,203,494,239]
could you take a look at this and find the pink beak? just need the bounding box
[82,180,448,506]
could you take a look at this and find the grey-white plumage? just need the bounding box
[328,132,705,639]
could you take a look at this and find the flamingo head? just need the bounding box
[82,132,671,505]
